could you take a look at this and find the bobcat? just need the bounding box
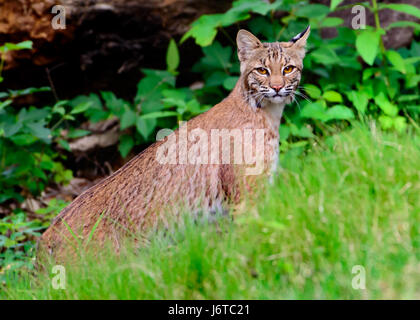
[38,27,310,262]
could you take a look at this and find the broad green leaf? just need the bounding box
[397,94,420,103]
[386,21,420,32]
[330,0,344,11]
[347,91,369,114]
[119,135,134,158]
[374,92,398,117]
[180,14,222,47]
[58,139,71,152]
[311,47,340,65]
[0,99,12,110]
[279,125,290,141]
[304,84,321,99]
[70,101,92,114]
[120,107,136,130]
[135,70,175,113]
[378,115,393,130]
[290,124,314,138]
[379,4,420,19]
[323,91,343,103]
[197,41,232,71]
[25,122,51,142]
[356,29,381,66]
[3,121,22,137]
[230,0,282,17]
[3,41,33,52]
[10,133,37,145]
[67,129,91,139]
[166,39,180,73]
[385,50,406,74]
[223,76,238,90]
[140,111,178,120]
[320,17,343,28]
[325,105,354,121]
[406,74,420,88]
[136,117,156,140]
[8,86,51,97]
[206,71,230,87]
[295,4,330,19]
[300,103,328,121]
[393,116,407,133]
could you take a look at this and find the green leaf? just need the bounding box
[52,101,67,115]
[166,39,180,74]
[8,86,51,97]
[393,116,407,133]
[323,91,343,103]
[290,124,314,138]
[325,105,355,121]
[356,29,381,66]
[320,17,343,28]
[295,4,330,19]
[181,14,222,47]
[119,135,134,158]
[10,133,37,145]
[136,117,156,140]
[385,50,406,74]
[378,115,393,130]
[386,21,420,32]
[300,103,328,121]
[330,0,344,11]
[120,107,136,130]
[311,47,340,65]
[3,41,33,52]
[230,0,281,17]
[304,84,321,99]
[135,70,175,113]
[379,3,420,19]
[223,76,238,90]
[70,101,92,114]
[374,92,398,117]
[25,122,51,142]
[197,41,233,71]
[347,91,369,115]
[58,139,71,152]
[406,74,420,88]
[140,111,178,120]
[279,125,290,141]
[0,99,12,110]
[67,129,91,139]
[3,121,22,137]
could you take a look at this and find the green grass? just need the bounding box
[2,124,419,299]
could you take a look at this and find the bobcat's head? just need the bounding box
[236,27,310,109]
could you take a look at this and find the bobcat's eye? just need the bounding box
[256,67,268,75]
[283,66,295,74]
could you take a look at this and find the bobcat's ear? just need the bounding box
[236,29,263,63]
[289,26,310,59]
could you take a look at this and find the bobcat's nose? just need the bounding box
[271,85,283,92]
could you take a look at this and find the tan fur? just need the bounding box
[38,27,310,262]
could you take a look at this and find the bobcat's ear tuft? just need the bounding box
[289,26,310,59]
[236,29,262,63]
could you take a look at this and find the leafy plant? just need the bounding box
[181,0,420,141]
